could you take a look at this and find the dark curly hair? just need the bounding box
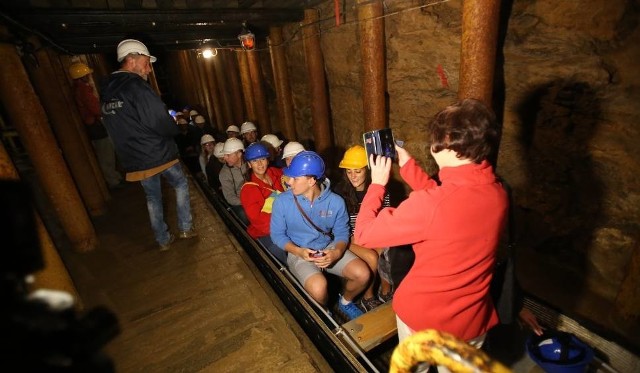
[429,99,500,163]
[333,170,372,215]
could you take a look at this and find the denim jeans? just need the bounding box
[230,205,249,226]
[140,163,193,245]
[257,235,287,265]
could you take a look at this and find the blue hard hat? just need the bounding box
[244,142,270,162]
[527,332,594,373]
[284,151,325,179]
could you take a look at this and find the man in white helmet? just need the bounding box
[219,137,249,224]
[260,133,284,167]
[240,121,258,146]
[100,39,197,251]
[226,125,240,139]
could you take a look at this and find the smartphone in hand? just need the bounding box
[363,128,396,167]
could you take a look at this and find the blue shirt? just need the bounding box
[270,179,350,251]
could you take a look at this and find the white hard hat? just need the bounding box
[200,134,215,145]
[194,115,206,124]
[116,39,157,63]
[282,141,305,159]
[226,125,240,133]
[189,110,198,116]
[213,142,225,158]
[261,134,283,149]
[222,138,245,154]
[240,121,257,134]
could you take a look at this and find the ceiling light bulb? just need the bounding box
[202,48,217,58]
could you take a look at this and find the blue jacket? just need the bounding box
[270,179,350,251]
[101,71,179,172]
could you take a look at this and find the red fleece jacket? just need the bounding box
[73,79,101,125]
[240,167,284,238]
[354,158,508,341]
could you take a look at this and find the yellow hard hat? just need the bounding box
[339,145,368,169]
[68,62,93,80]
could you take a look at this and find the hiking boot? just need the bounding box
[360,296,384,312]
[338,298,364,320]
[159,233,175,251]
[178,227,198,239]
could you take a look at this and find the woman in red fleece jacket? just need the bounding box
[354,99,508,350]
[240,143,286,264]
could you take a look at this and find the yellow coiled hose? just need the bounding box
[389,329,512,373]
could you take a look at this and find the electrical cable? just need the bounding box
[258,0,452,51]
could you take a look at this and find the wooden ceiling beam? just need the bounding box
[7,8,304,25]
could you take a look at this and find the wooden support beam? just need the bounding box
[247,49,271,135]
[0,143,82,305]
[458,0,501,107]
[357,0,387,132]
[237,50,257,123]
[269,26,296,141]
[0,27,97,252]
[25,38,107,217]
[302,9,332,155]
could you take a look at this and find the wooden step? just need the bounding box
[342,302,397,352]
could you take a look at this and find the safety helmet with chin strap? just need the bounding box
[527,331,594,373]
[244,143,270,162]
[240,121,257,134]
[222,138,244,154]
[281,141,305,159]
[117,39,157,63]
[339,145,368,169]
[68,62,93,80]
[284,151,325,179]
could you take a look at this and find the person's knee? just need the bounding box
[304,275,327,300]
[345,259,371,285]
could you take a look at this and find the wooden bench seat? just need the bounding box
[341,303,398,352]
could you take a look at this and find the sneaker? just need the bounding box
[360,296,383,312]
[159,234,175,251]
[338,298,364,320]
[178,227,198,239]
[379,290,394,303]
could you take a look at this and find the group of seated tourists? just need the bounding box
[175,101,546,369]
[180,116,400,320]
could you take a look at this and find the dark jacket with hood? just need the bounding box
[101,71,179,172]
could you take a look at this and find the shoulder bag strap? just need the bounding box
[293,194,333,239]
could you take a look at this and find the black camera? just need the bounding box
[363,128,396,167]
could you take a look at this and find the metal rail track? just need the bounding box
[193,175,392,372]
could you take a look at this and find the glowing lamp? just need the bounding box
[201,48,217,58]
[238,24,255,50]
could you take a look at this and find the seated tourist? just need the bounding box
[219,138,249,224]
[240,143,287,264]
[270,151,370,320]
[334,145,394,312]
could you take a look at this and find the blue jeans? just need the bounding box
[140,163,193,245]
[257,236,287,265]
[230,205,249,226]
